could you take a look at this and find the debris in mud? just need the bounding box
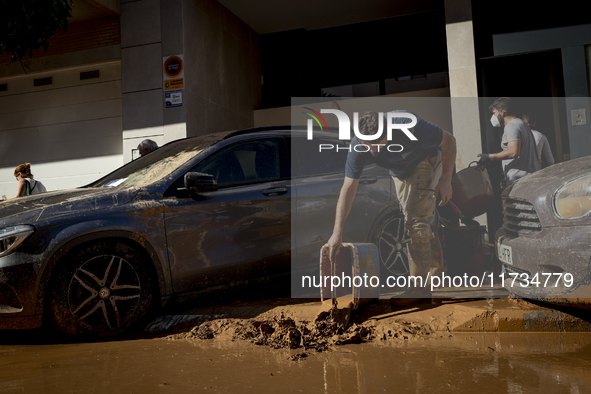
[194,324,216,340]
[171,306,434,353]
[146,314,227,333]
[288,353,309,362]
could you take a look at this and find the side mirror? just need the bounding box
[184,172,218,193]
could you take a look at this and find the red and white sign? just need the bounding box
[163,55,184,101]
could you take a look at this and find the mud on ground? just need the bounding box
[164,298,435,354]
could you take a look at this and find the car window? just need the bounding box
[88,131,232,188]
[193,138,282,188]
[292,136,350,177]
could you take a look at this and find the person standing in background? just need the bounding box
[478,97,541,186]
[14,163,47,198]
[521,113,555,167]
[137,139,159,157]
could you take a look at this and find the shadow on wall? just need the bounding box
[0,123,186,198]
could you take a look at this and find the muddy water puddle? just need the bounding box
[2,333,591,393]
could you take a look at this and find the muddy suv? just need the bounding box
[496,156,591,304]
[0,127,404,337]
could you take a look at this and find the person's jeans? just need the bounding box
[393,152,444,282]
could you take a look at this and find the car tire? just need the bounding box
[372,210,444,281]
[47,241,153,338]
[370,213,411,279]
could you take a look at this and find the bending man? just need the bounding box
[327,111,456,306]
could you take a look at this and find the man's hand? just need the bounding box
[327,232,343,263]
[477,153,492,168]
[435,179,453,206]
[477,152,491,162]
[328,177,359,263]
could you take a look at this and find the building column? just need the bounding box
[120,0,187,163]
[444,0,488,225]
[444,0,481,171]
[562,46,591,160]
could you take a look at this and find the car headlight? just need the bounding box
[0,225,35,257]
[554,174,591,219]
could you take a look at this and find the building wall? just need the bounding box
[120,0,168,162]
[120,0,262,163]
[490,24,591,161]
[0,61,123,198]
[0,17,121,73]
[182,0,261,138]
[0,14,123,198]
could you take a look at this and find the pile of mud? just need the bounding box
[169,304,434,352]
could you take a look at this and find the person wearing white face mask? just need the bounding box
[477,97,541,187]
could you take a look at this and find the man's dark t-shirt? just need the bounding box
[345,112,443,179]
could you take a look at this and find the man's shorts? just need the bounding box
[392,152,443,239]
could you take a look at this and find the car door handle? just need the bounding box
[359,176,378,184]
[263,186,288,196]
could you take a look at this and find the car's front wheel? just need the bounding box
[47,241,153,337]
[376,214,411,278]
[368,212,411,279]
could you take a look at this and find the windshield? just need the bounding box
[89,132,233,188]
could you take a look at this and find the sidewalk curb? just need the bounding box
[147,297,591,336]
[376,298,591,333]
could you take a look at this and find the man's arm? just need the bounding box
[489,140,520,160]
[327,176,360,261]
[435,130,456,206]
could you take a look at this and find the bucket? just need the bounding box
[451,162,494,218]
[442,225,486,277]
[319,243,380,309]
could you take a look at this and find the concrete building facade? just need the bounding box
[1,0,591,233]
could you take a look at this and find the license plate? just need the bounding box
[497,242,513,265]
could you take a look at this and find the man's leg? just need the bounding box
[429,237,444,283]
[392,153,443,300]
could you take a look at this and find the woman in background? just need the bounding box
[14,163,47,197]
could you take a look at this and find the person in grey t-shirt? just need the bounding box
[478,98,541,186]
[522,113,555,168]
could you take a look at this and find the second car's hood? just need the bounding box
[507,156,591,226]
[0,187,140,227]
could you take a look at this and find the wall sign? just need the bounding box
[163,55,184,106]
[164,78,184,90]
[165,90,183,108]
[163,55,183,78]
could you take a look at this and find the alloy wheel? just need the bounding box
[378,217,411,276]
[67,255,142,331]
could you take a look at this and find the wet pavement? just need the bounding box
[146,296,591,338]
[2,279,591,392]
[2,331,591,392]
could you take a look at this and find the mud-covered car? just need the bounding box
[496,156,591,304]
[0,126,404,337]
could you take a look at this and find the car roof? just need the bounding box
[162,125,341,149]
[223,125,339,140]
[223,125,294,139]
